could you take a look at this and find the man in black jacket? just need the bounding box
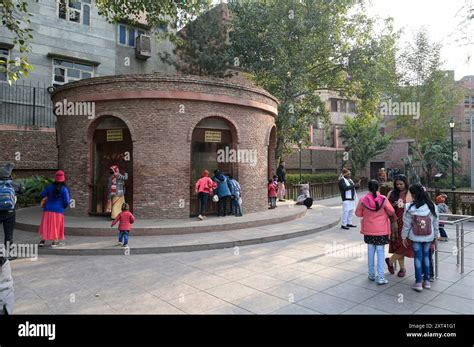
[339,168,358,230]
[0,163,25,259]
[276,161,286,202]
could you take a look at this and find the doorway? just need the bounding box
[190,118,236,216]
[90,117,133,215]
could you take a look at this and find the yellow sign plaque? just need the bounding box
[107,129,123,142]
[205,130,222,143]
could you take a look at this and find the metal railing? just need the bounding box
[285,179,368,202]
[0,80,55,127]
[434,213,473,277]
[427,189,474,215]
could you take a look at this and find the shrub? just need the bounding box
[15,176,54,208]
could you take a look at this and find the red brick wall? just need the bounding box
[0,125,57,177]
[52,74,277,218]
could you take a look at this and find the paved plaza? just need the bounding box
[9,196,474,315]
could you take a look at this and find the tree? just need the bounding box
[340,116,392,178]
[228,0,399,162]
[0,0,33,85]
[0,0,211,84]
[393,29,464,185]
[160,5,234,77]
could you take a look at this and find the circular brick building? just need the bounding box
[51,74,278,219]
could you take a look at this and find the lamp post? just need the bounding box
[298,140,303,183]
[450,119,456,191]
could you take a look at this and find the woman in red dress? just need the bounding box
[385,174,413,277]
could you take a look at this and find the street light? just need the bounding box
[450,119,456,191]
[298,140,303,183]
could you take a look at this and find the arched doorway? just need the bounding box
[90,116,133,215]
[268,126,277,178]
[190,117,236,216]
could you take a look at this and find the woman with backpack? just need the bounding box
[38,170,71,248]
[401,183,439,292]
[355,179,396,285]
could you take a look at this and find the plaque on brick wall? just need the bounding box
[205,131,222,143]
[107,129,123,142]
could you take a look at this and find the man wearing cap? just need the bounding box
[0,163,25,259]
[339,168,358,230]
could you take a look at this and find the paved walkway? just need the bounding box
[8,194,474,315]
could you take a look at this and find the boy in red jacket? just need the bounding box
[111,203,135,247]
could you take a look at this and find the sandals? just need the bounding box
[397,268,406,277]
[385,258,395,274]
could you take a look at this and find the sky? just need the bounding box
[212,0,473,80]
[366,0,473,80]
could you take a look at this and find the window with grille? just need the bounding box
[52,58,94,87]
[58,0,91,25]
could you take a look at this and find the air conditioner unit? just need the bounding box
[135,35,151,59]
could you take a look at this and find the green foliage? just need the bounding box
[15,176,53,208]
[393,30,464,183]
[228,0,399,162]
[286,173,339,185]
[95,0,211,29]
[0,0,34,85]
[340,116,392,177]
[161,5,234,77]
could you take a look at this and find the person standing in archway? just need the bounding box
[213,170,231,217]
[195,169,217,220]
[106,165,128,220]
[276,161,286,202]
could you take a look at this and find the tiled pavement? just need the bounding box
[9,196,474,315]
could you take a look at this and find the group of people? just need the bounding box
[195,169,242,220]
[340,168,450,292]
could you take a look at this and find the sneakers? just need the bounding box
[437,237,448,242]
[38,240,45,247]
[385,258,395,274]
[423,280,431,289]
[116,242,123,246]
[412,282,423,292]
[368,275,375,281]
[347,224,357,228]
[376,278,388,285]
[198,214,204,221]
[429,277,435,282]
[51,242,65,248]
[122,244,129,248]
[341,225,350,230]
